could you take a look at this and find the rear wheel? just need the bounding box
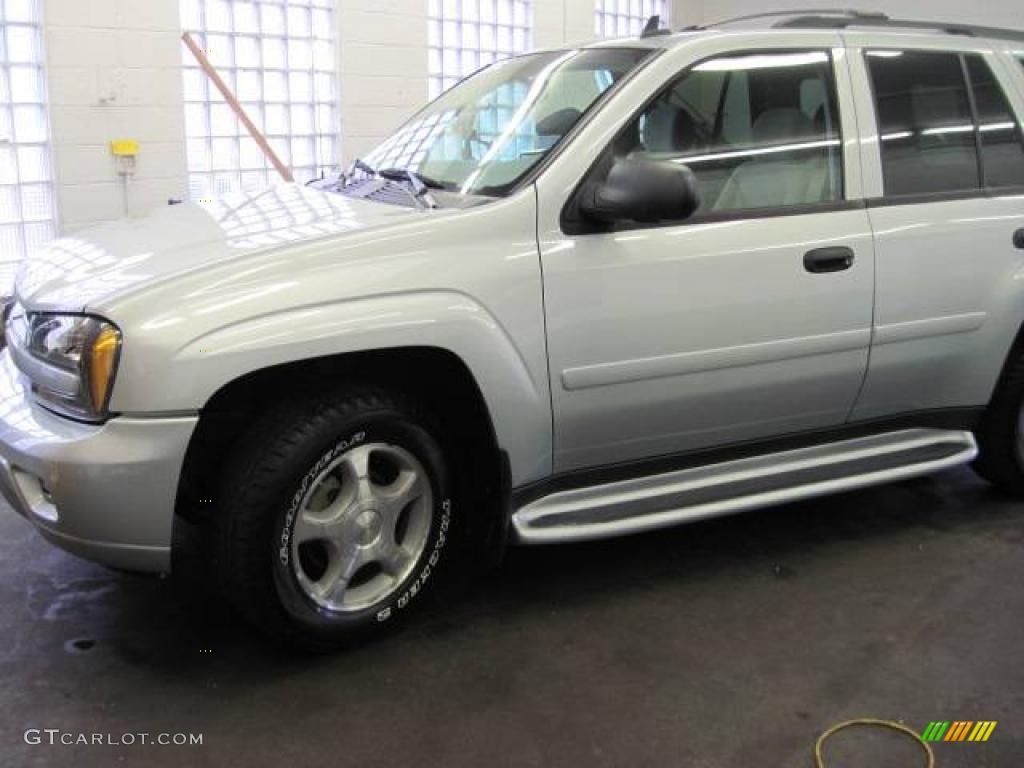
[973,350,1024,496]
[214,390,455,649]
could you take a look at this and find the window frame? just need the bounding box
[561,47,857,236]
[862,47,1024,207]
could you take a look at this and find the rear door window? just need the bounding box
[963,55,1024,188]
[866,50,980,197]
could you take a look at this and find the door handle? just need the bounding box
[804,246,855,274]
[1014,228,1024,250]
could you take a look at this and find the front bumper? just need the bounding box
[0,351,197,572]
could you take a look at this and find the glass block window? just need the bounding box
[180,0,338,200]
[0,0,56,267]
[595,0,669,38]
[427,0,532,100]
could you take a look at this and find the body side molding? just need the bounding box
[562,328,871,391]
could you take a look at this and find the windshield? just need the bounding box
[356,48,654,197]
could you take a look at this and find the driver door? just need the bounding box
[537,41,876,473]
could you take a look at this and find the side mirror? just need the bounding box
[578,157,701,225]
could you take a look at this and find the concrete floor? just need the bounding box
[1,466,1022,768]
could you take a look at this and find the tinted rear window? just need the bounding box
[867,50,980,197]
[965,55,1024,188]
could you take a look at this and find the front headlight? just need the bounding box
[7,307,122,422]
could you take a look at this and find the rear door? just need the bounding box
[535,34,876,473]
[844,34,1024,420]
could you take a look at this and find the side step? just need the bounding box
[512,429,977,544]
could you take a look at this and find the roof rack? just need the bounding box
[682,9,1024,44]
[696,8,886,30]
[774,13,1024,44]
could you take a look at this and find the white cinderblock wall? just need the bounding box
[337,0,428,163]
[336,0,601,163]
[41,0,609,231]
[37,0,1024,231]
[670,0,701,28]
[43,0,188,231]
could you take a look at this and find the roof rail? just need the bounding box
[686,8,887,31]
[775,14,1024,43]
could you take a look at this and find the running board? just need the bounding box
[512,429,977,544]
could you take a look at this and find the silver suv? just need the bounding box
[3,11,1024,648]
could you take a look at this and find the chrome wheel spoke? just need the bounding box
[314,545,365,605]
[293,510,339,545]
[305,471,342,513]
[288,440,435,614]
[378,541,413,577]
[381,469,422,508]
[343,444,375,502]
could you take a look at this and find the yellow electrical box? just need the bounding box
[110,139,139,157]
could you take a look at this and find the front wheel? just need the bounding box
[214,391,455,649]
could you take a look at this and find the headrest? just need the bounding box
[643,103,697,153]
[536,107,582,137]
[752,108,818,145]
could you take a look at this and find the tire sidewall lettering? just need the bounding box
[376,498,451,623]
[274,425,451,626]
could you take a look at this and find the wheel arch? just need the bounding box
[175,345,515,565]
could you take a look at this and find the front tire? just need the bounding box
[214,391,455,649]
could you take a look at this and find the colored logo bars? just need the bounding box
[921,721,997,742]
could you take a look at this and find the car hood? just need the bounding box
[14,184,423,312]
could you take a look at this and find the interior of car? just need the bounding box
[617,50,844,214]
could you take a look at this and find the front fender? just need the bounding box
[112,291,552,485]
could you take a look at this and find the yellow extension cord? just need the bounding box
[815,719,936,768]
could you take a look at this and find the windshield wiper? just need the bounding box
[345,159,441,209]
[345,158,373,177]
[379,168,443,209]
[379,167,445,191]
